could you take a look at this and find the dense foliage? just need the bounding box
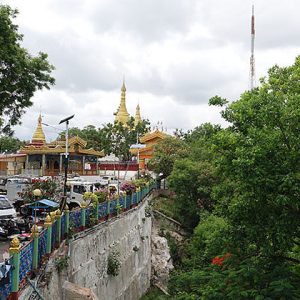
[58,118,150,160]
[149,137,188,179]
[149,57,300,299]
[0,5,54,135]
[0,136,26,153]
[18,179,62,203]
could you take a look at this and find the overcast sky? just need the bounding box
[3,0,300,141]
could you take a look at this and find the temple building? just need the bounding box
[114,81,142,126]
[130,129,170,170]
[9,114,105,176]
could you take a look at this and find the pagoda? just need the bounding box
[19,115,104,176]
[130,129,170,170]
[114,81,142,126]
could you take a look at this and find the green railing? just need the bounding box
[6,182,155,300]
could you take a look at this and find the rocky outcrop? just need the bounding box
[63,281,98,300]
[151,235,174,289]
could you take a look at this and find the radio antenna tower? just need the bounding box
[250,5,256,90]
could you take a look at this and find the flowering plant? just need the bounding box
[211,252,231,267]
[83,192,98,205]
[120,181,136,194]
[18,179,61,203]
[94,188,109,203]
[132,178,148,188]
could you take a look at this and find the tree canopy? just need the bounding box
[0,136,26,153]
[0,5,55,135]
[58,118,151,160]
[151,56,300,299]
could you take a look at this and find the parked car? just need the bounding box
[0,195,17,219]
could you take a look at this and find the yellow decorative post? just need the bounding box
[56,209,62,245]
[80,200,87,229]
[50,211,56,222]
[44,214,52,255]
[31,225,39,270]
[9,237,21,300]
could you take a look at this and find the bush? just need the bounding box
[107,251,121,276]
[94,188,109,203]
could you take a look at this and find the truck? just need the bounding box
[66,181,100,209]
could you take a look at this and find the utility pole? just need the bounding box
[137,132,140,179]
[250,5,256,90]
[59,114,74,210]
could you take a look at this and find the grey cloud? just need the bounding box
[90,0,197,42]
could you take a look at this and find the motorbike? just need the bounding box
[0,218,26,239]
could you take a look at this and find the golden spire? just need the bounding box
[134,103,142,126]
[32,114,46,144]
[115,80,130,124]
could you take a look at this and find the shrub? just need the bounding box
[107,251,121,276]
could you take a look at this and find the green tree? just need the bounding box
[57,118,151,160]
[0,5,55,135]
[149,137,188,178]
[167,56,300,299]
[168,123,221,230]
[0,136,26,153]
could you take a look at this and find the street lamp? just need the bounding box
[33,188,42,225]
[59,114,74,210]
[130,142,146,179]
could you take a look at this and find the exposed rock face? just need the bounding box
[63,281,98,300]
[151,235,174,289]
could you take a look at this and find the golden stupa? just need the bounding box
[31,114,46,144]
[114,81,130,124]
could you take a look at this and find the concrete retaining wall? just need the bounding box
[21,197,152,300]
[68,198,152,300]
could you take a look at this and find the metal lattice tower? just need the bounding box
[250,5,256,90]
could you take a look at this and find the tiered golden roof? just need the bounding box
[32,114,46,144]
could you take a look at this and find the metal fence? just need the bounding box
[6,182,155,299]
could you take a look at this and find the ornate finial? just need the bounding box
[64,204,69,212]
[80,200,87,208]
[31,224,39,238]
[121,77,126,92]
[44,214,52,228]
[50,211,56,222]
[9,237,21,254]
[31,113,46,144]
[55,209,61,219]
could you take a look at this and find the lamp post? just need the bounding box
[33,188,42,225]
[59,115,75,211]
[130,142,146,180]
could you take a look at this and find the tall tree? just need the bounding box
[149,137,188,178]
[0,136,26,153]
[166,56,300,299]
[57,118,151,160]
[0,5,55,135]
